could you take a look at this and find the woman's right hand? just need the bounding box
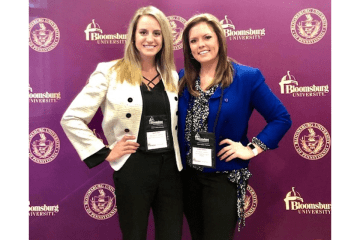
[105,135,139,162]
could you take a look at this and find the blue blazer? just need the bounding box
[178,62,292,172]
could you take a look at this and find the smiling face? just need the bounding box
[135,15,163,61]
[188,21,219,66]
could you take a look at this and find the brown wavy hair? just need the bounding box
[179,13,235,96]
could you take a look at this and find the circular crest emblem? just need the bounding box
[29,127,60,164]
[290,8,327,44]
[293,122,331,160]
[244,184,258,218]
[167,16,186,50]
[84,183,117,220]
[29,18,60,52]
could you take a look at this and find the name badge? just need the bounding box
[145,115,169,151]
[190,132,216,168]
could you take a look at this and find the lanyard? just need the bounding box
[188,86,224,169]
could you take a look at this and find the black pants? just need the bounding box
[182,168,238,240]
[113,150,183,240]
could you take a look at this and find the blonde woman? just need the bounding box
[178,13,291,239]
[61,6,183,240]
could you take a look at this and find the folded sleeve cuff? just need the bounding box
[252,137,270,151]
[83,147,111,169]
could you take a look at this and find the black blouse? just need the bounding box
[83,80,173,168]
[137,80,173,153]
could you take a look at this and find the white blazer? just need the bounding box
[60,61,183,171]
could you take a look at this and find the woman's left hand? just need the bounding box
[218,139,254,162]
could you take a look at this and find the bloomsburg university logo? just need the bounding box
[84,183,117,220]
[291,8,327,44]
[284,187,331,215]
[279,71,329,97]
[29,201,59,217]
[244,185,258,218]
[293,122,331,160]
[29,85,61,103]
[220,15,265,41]
[29,128,60,164]
[85,19,126,44]
[167,15,186,50]
[29,18,60,52]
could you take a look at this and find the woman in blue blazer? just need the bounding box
[61,6,183,240]
[178,13,292,240]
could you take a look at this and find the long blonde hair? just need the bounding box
[179,13,235,96]
[110,6,177,92]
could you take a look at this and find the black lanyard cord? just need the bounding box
[212,87,224,133]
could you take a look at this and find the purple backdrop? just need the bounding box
[29,0,331,239]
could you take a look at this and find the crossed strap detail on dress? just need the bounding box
[142,73,160,89]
